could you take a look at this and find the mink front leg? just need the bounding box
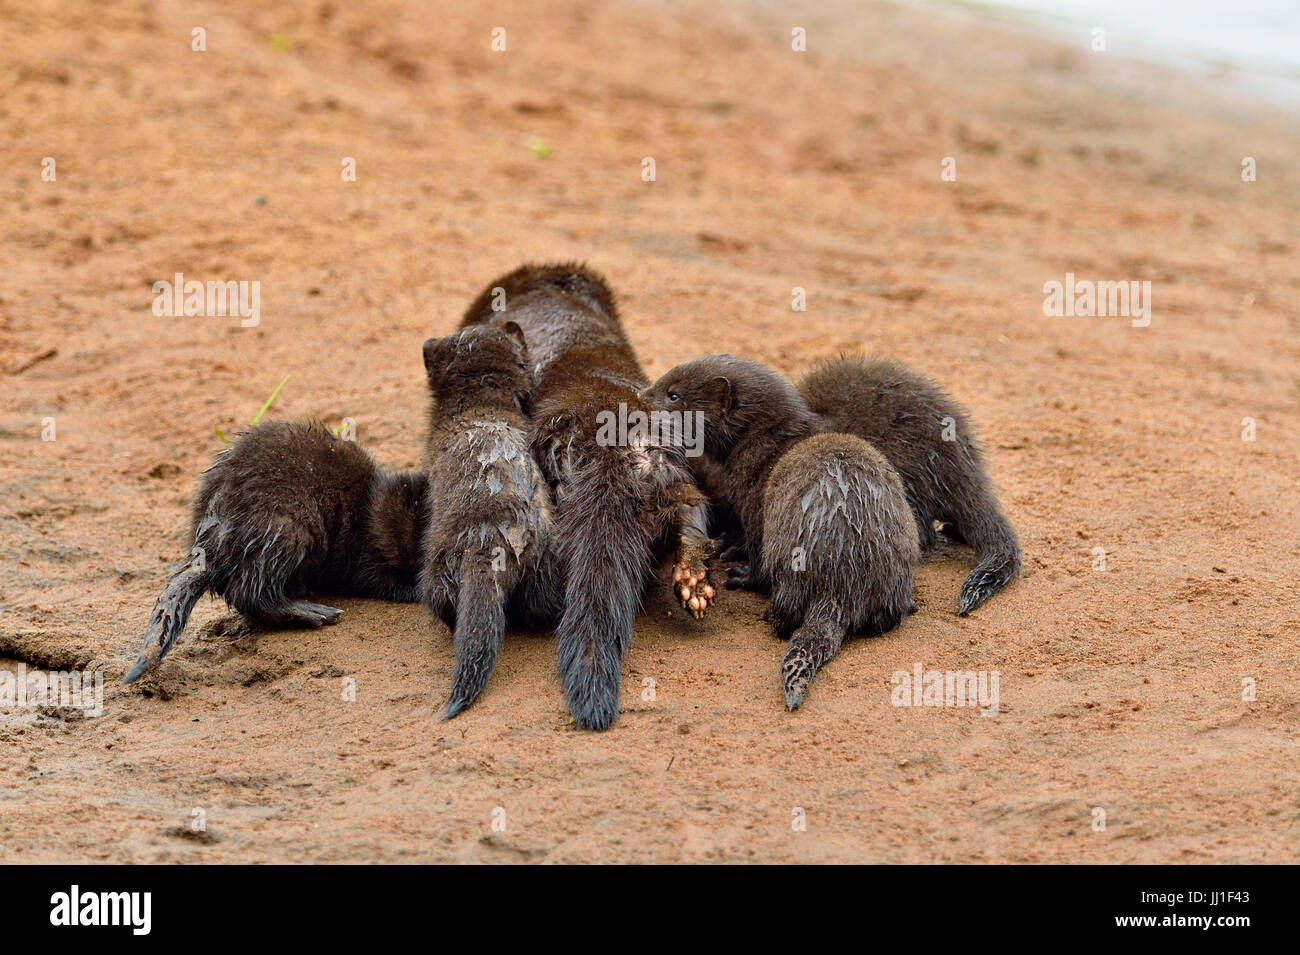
[670,489,716,620]
[725,563,770,593]
[715,536,748,563]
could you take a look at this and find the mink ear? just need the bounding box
[703,375,733,413]
[422,337,452,374]
[501,321,529,360]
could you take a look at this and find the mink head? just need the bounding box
[642,354,808,458]
[643,356,735,414]
[422,323,532,415]
[640,355,749,456]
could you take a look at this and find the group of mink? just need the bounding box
[125,264,1020,729]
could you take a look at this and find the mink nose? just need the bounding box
[422,339,437,362]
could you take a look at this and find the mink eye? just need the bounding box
[667,392,680,403]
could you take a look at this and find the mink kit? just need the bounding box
[418,322,561,719]
[125,421,427,684]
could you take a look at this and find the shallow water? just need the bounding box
[927,0,1300,104]
[981,1,1297,69]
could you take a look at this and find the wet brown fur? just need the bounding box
[419,323,560,719]
[643,355,918,709]
[125,421,427,684]
[799,356,1021,614]
[461,263,714,730]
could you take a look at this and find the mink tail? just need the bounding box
[122,519,215,684]
[444,550,518,720]
[554,453,655,731]
[780,596,848,710]
[953,500,1022,616]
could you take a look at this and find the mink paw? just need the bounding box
[672,558,715,620]
[290,601,344,627]
[714,533,748,563]
[725,564,763,592]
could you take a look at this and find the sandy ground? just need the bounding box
[1,0,1297,864]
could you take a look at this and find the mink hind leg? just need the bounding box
[223,534,343,629]
[852,592,916,637]
[245,600,344,627]
[219,571,351,638]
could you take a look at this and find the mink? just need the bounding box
[642,355,918,709]
[460,263,715,730]
[124,421,427,684]
[798,356,1021,614]
[418,323,561,719]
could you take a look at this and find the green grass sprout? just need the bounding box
[216,374,291,444]
[250,374,291,426]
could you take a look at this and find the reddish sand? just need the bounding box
[1,0,1297,863]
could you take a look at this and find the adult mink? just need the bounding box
[460,263,716,731]
[124,421,427,684]
[798,357,1021,615]
[642,355,918,709]
[419,323,561,719]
